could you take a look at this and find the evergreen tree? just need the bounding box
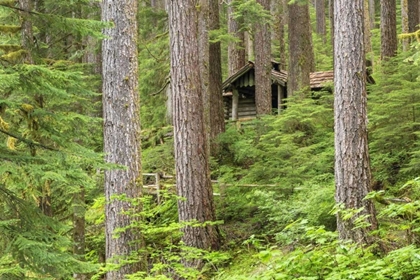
[254,0,272,115]
[380,0,397,59]
[288,0,314,95]
[334,0,378,244]
[102,0,143,278]
[315,0,326,42]
[168,0,220,271]
[408,0,419,32]
[401,0,410,51]
[227,0,246,75]
[209,0,225,155]
[0,0,104,278]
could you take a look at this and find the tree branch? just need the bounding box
[0,128,58,151]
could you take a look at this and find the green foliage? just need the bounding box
[229,0,272,35]
[0,1,104,278]
[217,92,335,234]
[369,51,420,186]
[137,5,174,174]
[216,214,420,279]
[88,192,230,280]
[138,5,170,130]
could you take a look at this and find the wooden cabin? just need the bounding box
[222,61,334,120]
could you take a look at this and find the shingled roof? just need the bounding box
[310,71,334,89]
[222,61,334,92]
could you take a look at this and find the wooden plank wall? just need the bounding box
[224,95,256,120]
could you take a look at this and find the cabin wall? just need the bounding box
[224,94,257,120]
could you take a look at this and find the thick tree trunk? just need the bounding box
[198,0,210,159]
[102,0,143,278]
[19,0,34,64]
[408,0,419,32]
[255,0,272,115]
[288,2,314,96]
[315,0,326,42]
[228,0,246,75]
[369,0,376,28]
[380,0,397,60]
[209,0,225,155]
[168,0,220,271]
[334,0,378,244]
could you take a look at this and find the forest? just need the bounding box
[0,0,420,279]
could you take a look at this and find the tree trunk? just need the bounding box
[272,0,287,69]
[329,0,334,62]
[228,0,246,75]
[209,0,225,155]
[369,0,376,28]
[255,0,272,115]
[364,0,372,55]
[270,0,280,58]
[401,0,409,51]
[198,0,211,158]
[288,2,314,96]
[73,187,87,280]
[408,0,419,32]
[19,0,34,64]
[334,0,378,244]
[168,0,220,271]
[245,31,254,61]
[315,0,326,42]
[380,0,397,60]
[102,0,143,278]
[279,0,287,69]
[82,0,101,74]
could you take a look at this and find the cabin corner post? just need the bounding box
[232,88,239,121]
[278,85,284,114]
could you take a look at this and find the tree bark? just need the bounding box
[209,0,225,155]
[168,0,220,271]
[380,0,397,60]
[369,0,376,28]
[279,0,287,69]
[364,0,372,55]
[288,2,314,96]
[408,0,419,32]
[315,0,326,42]
[329,0,334,63]
[73,187,87,280]
[228,0,246,75]
[102,0,143,278]
[19,0,34,63]
[271,0,287,69]
[334,0,378,244]
[255,0,272,115]
[198,0,210,158]
[401,0,409,51]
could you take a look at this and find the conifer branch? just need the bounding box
[151,78,170,96]
[0,128,58,151]
[0,3,40,15]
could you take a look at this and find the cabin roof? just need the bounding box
[222,61,334,93]
[222,61,288,91]
[310,71,334,89]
